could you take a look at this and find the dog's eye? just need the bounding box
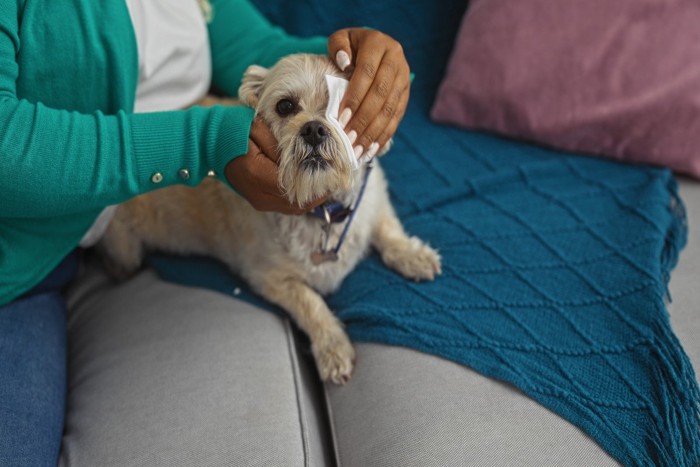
[276,99,296,116]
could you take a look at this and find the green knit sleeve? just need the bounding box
[207,0,328,96]
[0,100,254,218]
[0,2,255,218]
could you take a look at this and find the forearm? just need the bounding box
[0,97,254,218]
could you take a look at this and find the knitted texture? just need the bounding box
[150,0,700,464]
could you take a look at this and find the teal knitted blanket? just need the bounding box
[150,0,700,464]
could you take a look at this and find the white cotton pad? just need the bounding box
[325,74,360,170]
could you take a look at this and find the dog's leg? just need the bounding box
[371,199,442,281]
[253,275,355,384]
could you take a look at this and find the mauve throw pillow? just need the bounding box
[431,0,700,178]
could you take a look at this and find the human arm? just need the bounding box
[0,101,255,219]
[0,1,255,218]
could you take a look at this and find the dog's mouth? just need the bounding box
[300,151,332,171]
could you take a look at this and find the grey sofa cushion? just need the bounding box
[60,263,333,467]
[325,343,617,466]
[668,179,700,368]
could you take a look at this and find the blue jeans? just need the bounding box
[0,253,78,467]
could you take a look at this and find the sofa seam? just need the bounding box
[284,319,311,467]
[323,367,343,467]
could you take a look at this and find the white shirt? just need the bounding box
[126,0,212,112]
[80,0,211,247]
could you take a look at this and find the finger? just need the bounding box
[347,53,398,149]
[327,28,353,72]
[363,85,409,154]
[250,150,285,197]
[351,56,411,152]
[352,75,405,152]
[339,33,387,116]
[249,117,279,163]
[246,136,261,158]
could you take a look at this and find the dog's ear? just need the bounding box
[238,65,269,108]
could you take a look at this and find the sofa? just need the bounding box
[58,1,699,465]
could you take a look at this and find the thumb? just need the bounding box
[327,28,354,72]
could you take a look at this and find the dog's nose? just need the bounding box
[300,121,328,147]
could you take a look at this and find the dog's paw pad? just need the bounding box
[383,237,442,282]
[314,331,355,385]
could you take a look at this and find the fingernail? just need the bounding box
[367,142,380,158]
[354,145,364,159]
[347,130,357,145]
[339,108,352,129]
[336,50,351,71]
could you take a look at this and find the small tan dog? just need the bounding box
[99,54,441,384]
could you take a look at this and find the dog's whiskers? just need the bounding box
[277,134,353,206]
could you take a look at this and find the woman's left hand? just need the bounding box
[327,28,410,159]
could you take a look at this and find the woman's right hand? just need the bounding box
[225,118,326,214]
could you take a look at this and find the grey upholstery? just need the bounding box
[58,178,699,466]
[60,264,333,467]
[668,179,700,368]
[325,343,618,466]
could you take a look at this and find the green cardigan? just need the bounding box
[0,0,327,305]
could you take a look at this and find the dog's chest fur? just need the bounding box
[120,164,387,299]
[265,164,384,295]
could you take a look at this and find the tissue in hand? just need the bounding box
[324,74,362,170]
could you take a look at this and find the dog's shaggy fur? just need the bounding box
[98,54,441,384]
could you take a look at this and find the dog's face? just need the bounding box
[239,54,354,207]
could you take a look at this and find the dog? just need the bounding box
[98,54,441,384]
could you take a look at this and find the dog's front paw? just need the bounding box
[382,237,442,282]
[313,327,356,385]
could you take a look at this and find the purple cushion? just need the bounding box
[431,0,700,178]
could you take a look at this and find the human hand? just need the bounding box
[225,118,326,214]
[327,28,410,159]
